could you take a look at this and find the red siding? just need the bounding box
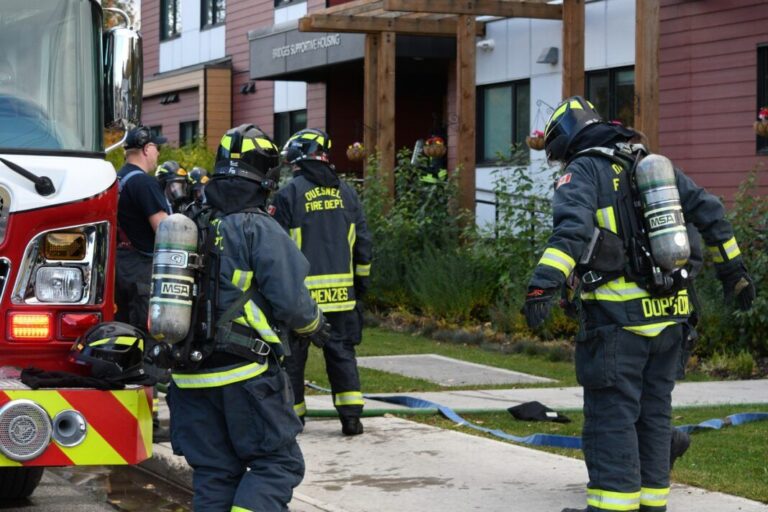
[659,0,768,200]
[142,88,200,147]
[140,0,160,78]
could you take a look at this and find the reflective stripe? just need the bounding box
[231,269,253,291]
[624,321,676,337]
[596,206,618,234]
[289,227,302,249]
[320,301,357,313]
[538,247,576,278]
[220,135,232,150]
[334,391,364,406]
[640,487,670,508]
[241,138,255,152]
[232,506,253,512]
[581,277,651,302]
[587,488,641,511]
[707,237,741,263]
[295,310,321,335]
[294,402,306,417]
[305,274,354,288]
[243,301,281,343]
[355,263,371,277]
[91,336,142,349]
[172,361,269,388]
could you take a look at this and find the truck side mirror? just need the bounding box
[104,26,143,148]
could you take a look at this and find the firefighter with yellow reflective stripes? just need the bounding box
[523,97,756,512]
[270,128,373,436]
[167,125,329,512]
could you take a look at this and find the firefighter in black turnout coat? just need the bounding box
[523,97,756,512]
[167,125,329,511]
[270,128,373,436]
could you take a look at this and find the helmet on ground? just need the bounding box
[70,322,149,383]
[156,160,190,202]
[544,96,603,162]
[282,128,332,165]
[214,124,281,189]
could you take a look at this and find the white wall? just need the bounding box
[474,0,635,230]
[159,0,226,73]
[274,1,308,112]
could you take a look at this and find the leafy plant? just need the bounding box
[105,137,216,176]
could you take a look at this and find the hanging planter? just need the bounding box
[423,136,447,158]
[526,130,546,151]
[346,142,366,162]
[754,108,768,138]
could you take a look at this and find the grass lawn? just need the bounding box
[303,326,710,393]
[408,404,768,503]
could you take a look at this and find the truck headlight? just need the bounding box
[35,267,84,303]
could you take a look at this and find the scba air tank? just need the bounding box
[635,154,690,271]
[149,214,199,344]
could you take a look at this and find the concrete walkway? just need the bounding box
[149,379,768,511]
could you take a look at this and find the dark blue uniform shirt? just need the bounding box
[117,163,168,253]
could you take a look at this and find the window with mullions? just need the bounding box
[161,0,181,41]
[757,46,768,154]
[180,121,199,147]
[274,110,307,148]
[201,0,225,28]
[586,66,634,128]
[477,80,530,163]
[275,0,304,8]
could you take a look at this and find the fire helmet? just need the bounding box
[544,96,603,163]
[69,322,151,383]
[156,160,190,202]
[214,124,281,190]
[189,166,209,201]
[282,128,332,165]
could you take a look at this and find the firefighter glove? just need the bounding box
[305,315,331,349]
[523,287,557,329]
[718,261,756,311]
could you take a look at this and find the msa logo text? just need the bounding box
[161,282,190,296]
[648,213,675,229]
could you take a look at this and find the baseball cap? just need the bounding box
[124,126,167,150]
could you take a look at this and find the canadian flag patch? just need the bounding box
[267,205,276,216]
[556,173,572,189]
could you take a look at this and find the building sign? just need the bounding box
[249,26,364,80]
[272,34,342,59]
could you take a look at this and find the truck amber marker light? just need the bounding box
[8,312,53,340]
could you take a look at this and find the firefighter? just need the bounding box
[115,126,169,330]
[523,97,756,512]
[189,166,209,204]
[155,160,191,213]
[167,124,329,511]
[270,128,373,436]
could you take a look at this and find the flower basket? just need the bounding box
[526,130,546,150]
[755,108,768,138]
[423,136,446,158]
[346,143,366,162]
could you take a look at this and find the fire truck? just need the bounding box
[0,0,149,499]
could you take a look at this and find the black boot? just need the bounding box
[341,417,364,436]
[670,429,691,469]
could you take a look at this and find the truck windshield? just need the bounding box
[0,1,102,153]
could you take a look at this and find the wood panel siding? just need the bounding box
[205,68,232,150]
[142,88,200,147]
[659,0,768,200]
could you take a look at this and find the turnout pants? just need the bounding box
[168,365,305,512]
[285,310,364,420]
[114,248,152,330]
[577,321,681,512]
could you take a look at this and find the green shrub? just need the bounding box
[700,350,755,379]
[105,138,216,175]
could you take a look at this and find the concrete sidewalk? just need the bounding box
[148,380,768,511]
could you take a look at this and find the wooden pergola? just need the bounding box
[299,0,660,214]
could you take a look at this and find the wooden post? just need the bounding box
[562,0,585,98]
[363,33,379,178]
[377,31,396,199]
[456,15,476,218]
[635,0,659,152]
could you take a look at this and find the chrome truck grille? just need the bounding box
[0,185,8,244]
[0,400,52,461]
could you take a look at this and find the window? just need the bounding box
[586,66,634,128]
[476,80,530,163]
[275,0,303,7]
[757,46,768,154]
[149,126,163,139]
[201,0,225,28]
[180,121,199,147]
[274,110,307,148]
[161,0,181,41]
